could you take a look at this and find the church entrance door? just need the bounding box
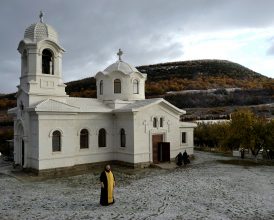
[16,123,25,167]
[21,140,24,167]
[152,134,163,163]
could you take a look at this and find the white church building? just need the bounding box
[8,14,196,174]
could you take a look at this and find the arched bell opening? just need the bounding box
[42,49,54,75]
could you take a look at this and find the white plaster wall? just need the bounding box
[113,112,134,163]
[37,114,76,169]
[28,113,39,169]
[36,112,134,170]
[73,113,115,165]
[179,127,195,155]
[12,107,37,169]
[134,103,194,163]
[25,46,38,77]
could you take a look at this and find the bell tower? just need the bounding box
[9,12,69,168]
[17,11,67,107]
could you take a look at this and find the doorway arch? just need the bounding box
[16,123,25,167]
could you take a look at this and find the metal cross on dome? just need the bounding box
[117,49,123,61]
[39,10,44,23]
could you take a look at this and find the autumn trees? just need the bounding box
[194,122,230,149]
[0,127,13,156]
[0,98,16,110]
[194,109,274,159]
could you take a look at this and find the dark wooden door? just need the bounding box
[152,134,163,163]
[158,142,170,162]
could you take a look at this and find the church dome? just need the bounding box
[104,60,138,75]
[23,12,58,43]
[24,22,58,43]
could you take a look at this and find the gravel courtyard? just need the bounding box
[0,151,274,220]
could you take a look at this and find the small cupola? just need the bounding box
[95,49,147,101]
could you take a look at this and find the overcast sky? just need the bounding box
[1,0,274,93]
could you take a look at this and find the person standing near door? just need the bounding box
[100,164,115,206]
[182,150,190,165]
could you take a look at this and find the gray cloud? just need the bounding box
[267,44,274,55]
[1,0,274,93]
[266,36,274,55]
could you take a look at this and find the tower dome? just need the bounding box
[23,11,58,43]
[104,60,138,75]
[103,48,138,75]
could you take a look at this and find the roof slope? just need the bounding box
[66,97,113,112]
[28,97,185,114]
[34,99,79,112]
[113,98,185,114]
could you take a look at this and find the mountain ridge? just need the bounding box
[136,59,267,81]
[63,59,271,97]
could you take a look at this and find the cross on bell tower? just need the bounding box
[117,48,123,61]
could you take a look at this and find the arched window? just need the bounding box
[42,49,54,75]
[52,130,61,152]
[98,128,106,147]
[99,80,103,95]
[160,117,164,127]
[153,117,157,128]
[133,79,139,94]
[181,132,187,144]
[114,79,121,94]
[120,129,126,147]
[80,129,89,149]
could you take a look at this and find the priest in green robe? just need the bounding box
[100,164,115,206]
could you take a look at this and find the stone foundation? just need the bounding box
[25,160,151,177]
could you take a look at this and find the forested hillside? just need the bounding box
[64,59,272,97]
[62,60,274,112]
